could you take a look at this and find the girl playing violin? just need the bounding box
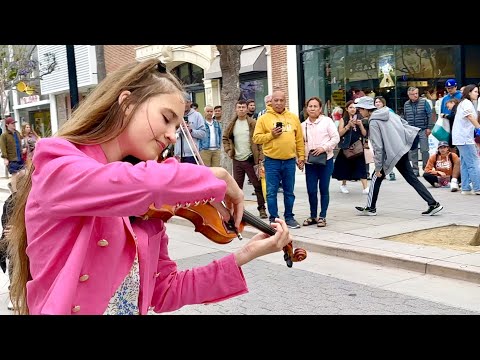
[5,59,292,315]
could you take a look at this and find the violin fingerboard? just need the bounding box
[242,210,276,236]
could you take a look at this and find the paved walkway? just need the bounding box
[0,161,478,284]
[171,165,480,284]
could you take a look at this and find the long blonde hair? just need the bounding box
[21,124,41,140]
[5,59,185,314]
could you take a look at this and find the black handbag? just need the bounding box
[304,123,327,166]
[307,150,327,165]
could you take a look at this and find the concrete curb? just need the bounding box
[167,217,480,285]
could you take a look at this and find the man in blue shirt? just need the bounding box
[440,79,462,116]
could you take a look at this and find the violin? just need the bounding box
[142,202,307,267]
[139,116,307,267]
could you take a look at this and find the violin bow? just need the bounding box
[178,115,241,239]
[178,116,205,166]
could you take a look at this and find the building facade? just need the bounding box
[135,45,270,112]
[19,45,480,137]
[37,45,99,134]
[28,45,281,133]
[105,45,138,74]
[293,45,480,118]
[2,45,52,137]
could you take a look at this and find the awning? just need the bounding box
[204,46,267,80]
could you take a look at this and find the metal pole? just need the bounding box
[66,45,79,109]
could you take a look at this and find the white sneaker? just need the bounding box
[461,190,473,195]
[7,300,14,311]
[340,185,349,194]
[451,181,459,192]
[362,187,369,195]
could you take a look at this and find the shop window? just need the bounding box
[172,63,204,86]
[240,78,267,110]
[395,45,455,80]
[395,45,456,114]
[299,45,459,117]
[302,46,346,116]
[465,45,480,80]
[32,110,51,137]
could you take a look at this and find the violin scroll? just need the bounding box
[242,211,307,267]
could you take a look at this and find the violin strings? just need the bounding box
[242,210,275,235]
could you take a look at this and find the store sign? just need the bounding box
[332,90,345,108]
[20,95,40,105]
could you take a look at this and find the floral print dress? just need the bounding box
[103,251,140,315]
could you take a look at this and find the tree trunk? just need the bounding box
[216,45,243,174]
[469,225,480,246]
[95,45,107,82]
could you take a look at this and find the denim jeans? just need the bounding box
[264,156,296,222]
[305,158,334,218]
[457,144,480,192]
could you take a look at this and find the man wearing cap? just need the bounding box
[353,96,443,216]
[0,117,26,193]
[440,79,462,116]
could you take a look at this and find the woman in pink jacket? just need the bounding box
[5,59,292,315]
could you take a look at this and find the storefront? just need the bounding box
[297,45,479,117]
[12,94,52,137]
[204,46,268,108]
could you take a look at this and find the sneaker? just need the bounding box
[285,218,300,229]
[7,300,14,311]
[461,190,473,195]
[355,206,377,216]
[450,181,459,192]
[362,187,369,195]
[389,172,396,181]
[258,208,268,219]
[475,190,480,195]
[422,202,443,216]
[340,185,349,194]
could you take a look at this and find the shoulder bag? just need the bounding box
[343,139,364,159]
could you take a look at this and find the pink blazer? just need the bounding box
[26,138,248,315]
